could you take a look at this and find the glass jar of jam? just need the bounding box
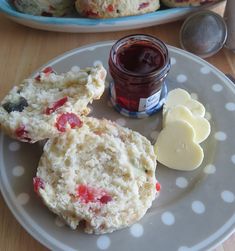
[109,34,171,117]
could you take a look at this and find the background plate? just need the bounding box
[0,0,225,33]
[1,42,235,251]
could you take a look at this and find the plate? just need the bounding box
[1,41,235,251]
[0,0,225,33]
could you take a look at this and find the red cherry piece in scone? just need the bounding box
[15,125,31,142]
[55,113,83,132]
[33,177,45,194]
[45,96,68,115]
[139,2,150,10]
[99,194,112,204]
[77,184,95,203]
[76,184,112,204]
[156,182,161,192]
[107,4,114,12]
[35,67,55,81]
[84,9,99,17]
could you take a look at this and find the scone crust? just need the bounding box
[75,0,160,18]
[36,117,157,234]
[0,65,106,143]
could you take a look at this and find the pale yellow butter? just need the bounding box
[154,120,204,171]
[164,105,211,143]
[163,88,205,117]
[155,88,211,171]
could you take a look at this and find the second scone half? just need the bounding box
[35,117,158,234]
[0,64,106,143]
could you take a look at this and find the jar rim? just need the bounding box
[109,34,170,78]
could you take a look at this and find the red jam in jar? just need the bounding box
[109,34,171,114]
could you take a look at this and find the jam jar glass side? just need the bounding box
[109,34,171,113]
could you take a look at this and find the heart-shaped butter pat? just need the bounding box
[154,120,204,171]
[164,105,211,143]
[163,88,205,117]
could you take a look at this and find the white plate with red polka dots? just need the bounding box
[1,41,235,251]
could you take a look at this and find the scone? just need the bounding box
[75,0,160,18]
[13,0,75,16]
[34,117,158,234]
[0,65,106,143]
[161,0,220,7]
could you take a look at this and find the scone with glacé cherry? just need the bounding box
[13,0,74,16]
[34,117,159,234]
[0,65,106,143]
[75,0,160,18]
